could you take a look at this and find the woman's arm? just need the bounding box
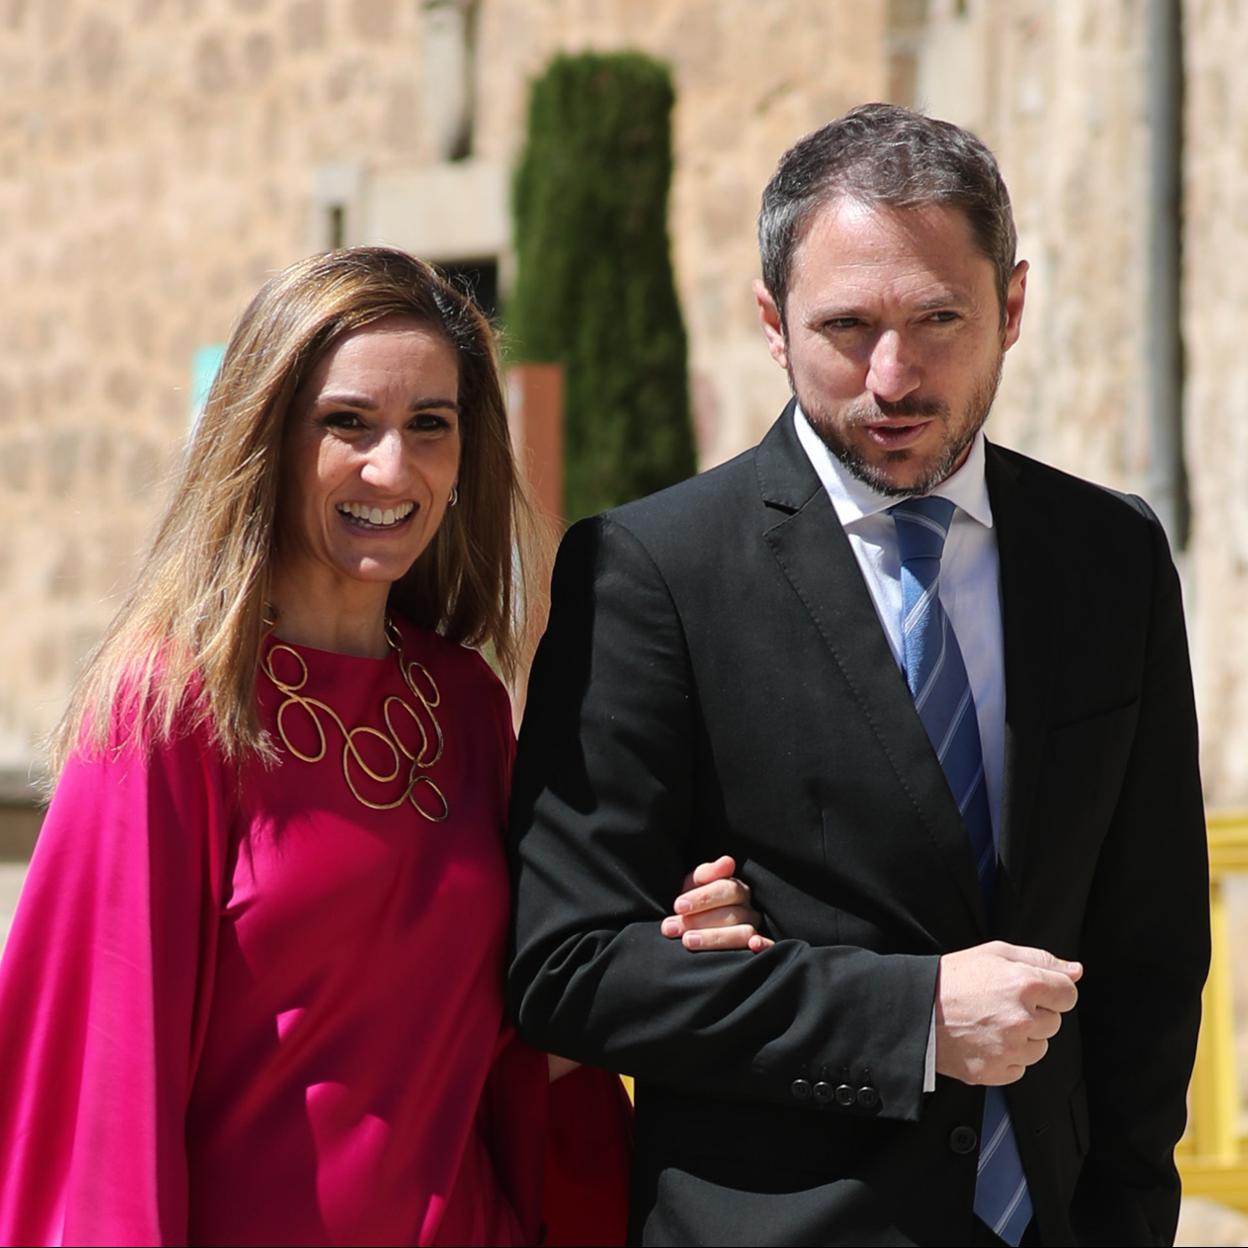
[0,720,230,1246]
[548,854,770,1081]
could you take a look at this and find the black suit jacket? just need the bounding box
[507,405,1209,1246]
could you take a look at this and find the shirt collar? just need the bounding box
[793,403,994,530]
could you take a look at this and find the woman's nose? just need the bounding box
[361,431,410,491]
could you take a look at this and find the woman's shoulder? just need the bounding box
[391,614,508,696]
[73,659,215,764]
[390,615,514,753]
[42,668,235,881]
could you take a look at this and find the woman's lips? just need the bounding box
[337,508,417,536]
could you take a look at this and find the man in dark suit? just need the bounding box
[506,104,1209,1247]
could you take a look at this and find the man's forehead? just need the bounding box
[797,195,977,254]
[788,197,994,295]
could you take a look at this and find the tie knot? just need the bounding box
[890,496,956,564]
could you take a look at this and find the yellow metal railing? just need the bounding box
[1177,811,1248,1211]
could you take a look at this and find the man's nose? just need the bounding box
[865,331,920,404]
[361,431,410,491]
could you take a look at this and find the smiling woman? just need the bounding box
[0,247,766,1247]
[271,316,465,652]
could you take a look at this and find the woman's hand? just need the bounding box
[661,855,773,953]
[548,1054,580,1082]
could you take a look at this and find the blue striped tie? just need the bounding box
[891,497,1033,1247]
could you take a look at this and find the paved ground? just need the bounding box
[1,860,1246,1241]
[0,862,24,957]
[1178,1196,1248,1245]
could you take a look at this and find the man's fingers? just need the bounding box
[997,941,1082,981]
[1022,1035,1049,1066]
[1029,1006,1064,1041]
[1025,967,1080,1014]
[936,943,1083,1086]
[986,1063,1029,1087]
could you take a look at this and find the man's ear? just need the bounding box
[1001,259,1028,353]
[753,279,789,370]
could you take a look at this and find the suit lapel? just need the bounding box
[986,442,1056,924]
[756,406,985,931]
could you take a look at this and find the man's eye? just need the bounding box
[927,311,960,324]
[823,318,862,332]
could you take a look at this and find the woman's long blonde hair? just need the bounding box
[49,247,539,777]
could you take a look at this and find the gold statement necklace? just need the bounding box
[260,616,450,821]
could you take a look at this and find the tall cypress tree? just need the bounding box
[508,51,696,522]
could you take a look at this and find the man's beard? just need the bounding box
[798,356,1004,498]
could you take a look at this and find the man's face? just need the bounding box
[755,197,1027,496]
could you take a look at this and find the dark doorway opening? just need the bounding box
[437,259,499,321]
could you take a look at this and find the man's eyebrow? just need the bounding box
[911,290,974,312]
[804,302,872,321]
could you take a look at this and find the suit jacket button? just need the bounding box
[856,1086,881,1112]
[790,1079,812,1101]
[949,1125,979,1155]
[834,1083,857,1108]
[812,1080,833,1104]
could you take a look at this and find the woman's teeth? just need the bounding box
[337,501,415,527]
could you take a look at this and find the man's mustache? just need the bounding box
[844,396,949,423]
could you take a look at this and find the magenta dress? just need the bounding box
[0,618,550,1246]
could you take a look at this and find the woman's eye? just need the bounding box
[413,413,452,432]
[324,411,364,430]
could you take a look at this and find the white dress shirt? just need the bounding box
[793,405,1006,1089]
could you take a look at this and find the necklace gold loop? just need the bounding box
[261,619,450,821]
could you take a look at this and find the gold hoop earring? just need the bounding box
[448,484,459,508]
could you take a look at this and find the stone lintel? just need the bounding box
[361,160,507,262]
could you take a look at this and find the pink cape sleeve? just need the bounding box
[483,667,632,1246]
[541,1064,633,1247]
[0,717,231,1246]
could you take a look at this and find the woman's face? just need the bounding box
[277,315,462,596]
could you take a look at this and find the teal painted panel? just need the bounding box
[190,343,226,427]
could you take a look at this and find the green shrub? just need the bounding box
[509,51,696,522]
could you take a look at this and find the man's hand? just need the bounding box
[661,855,774,952]
[935,941,1082,1085]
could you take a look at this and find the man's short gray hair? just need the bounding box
[759,103,1018,326]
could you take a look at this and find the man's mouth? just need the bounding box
[336,501,416,530]
[861,420,932,450]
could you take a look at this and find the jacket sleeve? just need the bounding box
[507,515,937,1122]
[1070,503,1210,1246]
[0,716,231,1246]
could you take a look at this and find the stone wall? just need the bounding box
[1184,0,1248,805]
[0,0,898,772]
[914,0,1152,492]
[3,0,1248,811]
[0,0,456,767]
[914,0,1248,808]
[3,0,1246,1190]
[472,0,894,468]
